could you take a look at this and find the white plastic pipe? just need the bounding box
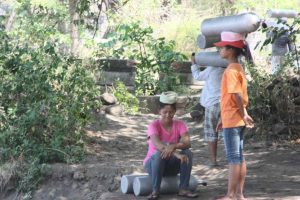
[267,9,298,18]
[197,34,221,49]
[201,12,261,36]
[120,174,148,194]
[195,51,228,68]
[133,175,206,196]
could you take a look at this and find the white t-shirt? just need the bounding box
[191,65,225,108]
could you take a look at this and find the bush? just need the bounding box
[113,80,140,114]
[96,21,188,95]
[0,28,100,194]
[246,18,300,141]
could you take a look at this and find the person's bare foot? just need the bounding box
[236,193,247,200]
[237,195,247,200]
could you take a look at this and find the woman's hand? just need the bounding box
[243,114,254,128]
[171,61,180,70]
[191,53,196,65]
[216,119,223,132]
[174,153,189,164]
[160,144,176,159]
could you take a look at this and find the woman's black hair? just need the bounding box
[159,102,176,111]
[225,43,253,63]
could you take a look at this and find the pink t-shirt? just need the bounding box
[143,119,188,165]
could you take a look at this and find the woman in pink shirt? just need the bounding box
[144,91,198,200]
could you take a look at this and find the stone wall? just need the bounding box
[138,95,201,115]
[98,59,204,115]
[97,59,136,88]
[97,59,204,90]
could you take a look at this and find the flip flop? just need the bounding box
[178,191,199,198]
[204,160,219,168]
[147,193,159,200]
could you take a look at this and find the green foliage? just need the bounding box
[258,18,300,71]
[155,12,199,55]
[246,17,300,141]
[10,0,68,46]
[113,80,139,114]
[245,63,273,122]
[0,23,100,195]
[234,0,300,15]
[17,158,43,199]
[246,62,299,131]
[96,21,187,95]
[113,0,218,55]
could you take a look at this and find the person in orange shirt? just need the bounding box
[214,31,254,200]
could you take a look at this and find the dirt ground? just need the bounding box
[2,113,300,200]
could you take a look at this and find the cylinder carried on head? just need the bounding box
[267,9,299,18]
[197,34,221,49]
[201,12,261,36]
[195,51,228,68]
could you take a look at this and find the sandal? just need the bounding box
[178,190,199,198]
[147,193,159,200]
[204,160,219,168]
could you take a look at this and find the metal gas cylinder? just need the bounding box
[201,12,261,36]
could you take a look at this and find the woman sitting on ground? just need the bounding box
[143,91,198,200]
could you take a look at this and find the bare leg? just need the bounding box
[208,140,218,163]
[216,163,241,200]
[236,161,247,200]
[227,163,241,199]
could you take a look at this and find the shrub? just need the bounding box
[246,18,300,141]
[96,21,188,95]
[0,27,100,195]
[113,80,140,114]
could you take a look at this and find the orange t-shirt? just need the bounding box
[221,63,248,128]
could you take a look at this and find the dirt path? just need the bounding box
[3,113,299,200]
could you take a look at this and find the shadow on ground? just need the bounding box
[1,113,299,200]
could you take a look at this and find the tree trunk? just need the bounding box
[5,10,16,31]
[227,0,236,14]
[160,0,171,21]
[220,0,236,15]
[69,0,80,56]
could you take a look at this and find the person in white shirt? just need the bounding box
[191,53,225,167]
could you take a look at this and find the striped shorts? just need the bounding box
[203,103,221,142]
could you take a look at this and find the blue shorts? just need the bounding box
[223,126,245,164]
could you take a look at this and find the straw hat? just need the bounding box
[159,91,177,104]
[214,31,246,49]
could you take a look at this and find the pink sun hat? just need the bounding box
[214,31,246,49]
